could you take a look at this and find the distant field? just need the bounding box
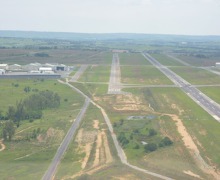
[150,53,185,66]
[0,79,84,180]
[79,65,111,82]
[119,53,151,65]
[121,65,173,85]
[0,49,112,65]
[170,66,220,85]
[176,55,219,67]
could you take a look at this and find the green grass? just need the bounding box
[199,87,220,104]
[0,79,85,179]
[170,66,220,85]
[121,65,173,85]
[79,65,111,82]
[119,53,151,65]
[126,88,220,167]
[150,53,185,66]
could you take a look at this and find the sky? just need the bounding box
[0,0,220,35]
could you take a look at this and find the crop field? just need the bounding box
[121,65,173,85]
[175,54,219,67]
[119,53,151,65]
[79,65,111,83]
[0,79,85,179]
[170,66,220,85]
[150,53,185,66]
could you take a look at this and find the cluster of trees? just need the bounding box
[1,90,60,141]
[7,90,60,126]
[144,137,173,153]
[117,132,129,147]
[34,52,49,57]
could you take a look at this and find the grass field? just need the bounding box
[0,49,112,65]
[0,79,85,179]
[126,88,220,167]
[150,53,185,66]
[79,65,111,83]
[199,87,220,104]
[119,53,151,65]
[170,66,220,85]
[176,55,219,67]
[121,65,174,85]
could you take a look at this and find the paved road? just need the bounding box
[61,80,173,180]
[108,53,122,94]
[143,53,220,122]
[70,65,88,82]
[42,98,90,180]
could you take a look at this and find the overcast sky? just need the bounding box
[0,0,220,35]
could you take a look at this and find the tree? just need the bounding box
[144,143,157,152]
[148,129,157,136]
[2,121,15,141]
[161,137,173,146]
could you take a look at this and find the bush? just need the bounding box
[148,129,157,136]
[161,137,173,146]
[145,143,157,152]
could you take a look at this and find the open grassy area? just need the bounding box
[79,65,111,83]
[150,53,185,66]
[95,87,220,179]
[121,65,173,85]
[199,87,220,104]
[119,53,151,65]
[176,55,219,67]
[126,88,220,167]
[170,66,220,85]
[0,79,85,179]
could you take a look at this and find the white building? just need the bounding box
[39,67,54,74]
[216,62,220,68]
[0,64,8,70]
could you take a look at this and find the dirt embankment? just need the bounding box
[165,104,220,179]
[62,120,113,180]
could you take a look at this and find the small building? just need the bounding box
[0,69,5,75]
[0,64,8,70]
[216,62,220,68]
[9,64,22,70]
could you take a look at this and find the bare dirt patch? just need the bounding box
[0,139,6,152]
[62,120,113,180]
[183,170,202,179]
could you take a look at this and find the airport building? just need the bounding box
[9,64,22,70]
[0,64,8,70]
